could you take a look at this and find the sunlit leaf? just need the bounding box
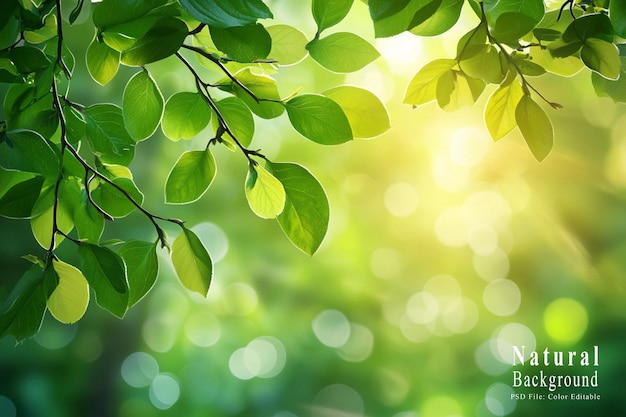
[120,17,188,66]
[410,0,463,36]
[118,240,159,307]
[91,177,144,218]
[267,24,309,66]
[48,259,90,324]
[307,32,380,73]
[245,162,286,219]
[214,96,255,147]
[171,227,213,297]
[485,77,524,141]
[324,86,390,139]
[436,70,485,112]
[312,0,354,34]
[165,149,217,204]
[403,59,456,106]
[227,68,284,119]
[122,69,164,141]
[581,38,620,80]
[162,92,212,141]
[84,104,135,166]
[269,162,329,255]
[515,95,553,161]
[285,94,352,145]
[87,38,120,85]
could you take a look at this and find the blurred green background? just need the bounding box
[1,1,626,416]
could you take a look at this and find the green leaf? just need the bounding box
[562,13,614,44]
[436,70,485,112]
[307,32,380,73]
[0,130,59,180]
[78,243,128,318]
[592,57,626,103]
[371,0,440,38]
[180,0,272,28]
[118,240,159,307]
[368,0,411,21]
[323,86,390,139]
[123,69,164,141]
[86,38,120,86]
[484,0,545,44]
[511,54,546,76]
[403,58,456,106]
[515,95,553,161]
[48,259,90,324]
[267,24,309,66]
[0,175,45,219]
[93,0,167,30]
[409,0,463,36]
[162,92,212,141]
[120,17,188,66]
[228,68,284,119]
[58,176,104,243]
[245,162,286,219]
[611,0,626,38]
[4,87,58,139]
[91,177,144,218]
[165,149,217,204]
[312,0,354,34]
[459,44,505,84]
[171,227,213,297]
[84,104,135,166]
[269,162,329,255]
[30,187,74,249]
[215,96,255,147]
[581,38,621,80]
[0,264,51,344]
[285,94,352,145]
[23,13,57,44]
[210,23,271,62]
[485,77,524,141]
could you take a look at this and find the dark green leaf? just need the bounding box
[562,13,614,43]
[171,227,213,297]
[410,0,463,36]
[269,162,329,255]
[0,175,45,219]
[592,57,626,102]
[312,0,354,34]
[307,32,380,73]
[368,0,411,21]
[0,129,60,180]
[119,240,159,307]
[372,0,440,38]
[611,0,626,38]
[120,17,188,66]
[84,104,135,166]
[165,149,217,204]
[122,69,164,141]
[91,177,144,218]
[484,0,545,43]
[180,0,272,28]
[69,0,86,25]
[93,0,167,30]
[79,243,128,318]
[58,176,104,243]
[0,263,52,344]
[210,23,271,62]
[285,94,352,145]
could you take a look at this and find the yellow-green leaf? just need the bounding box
[48,259,90,324]
[515,95,553,161]
[403,59,456,106]
[245,163,286,219]
[485,78,524,141]
[171,228,212,297]
[581,38,621,81]
[324,85,390,139]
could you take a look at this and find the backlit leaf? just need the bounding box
[84,104,135,166]
[515,95,553,161]
[312,0,354,34]
[245,162,286,219]
[165,149,217,204]
[267,24,309,66]
[180,0,272,28]
[48,259,90,324]
[87,38,120,85]
[214,96,255,147]
[162,92,212,141]
[118,240,159,307]
[485,77,524,141]
[581,38,620,80]
[269,162,329,255]
[307,32,380,73]
[120,17,188,66]
[285,94,352,145]
[210,23,271,62]
[123,69,164,141]
[324,86,390,139]
[403,59,456,106]
[171,227,213,297]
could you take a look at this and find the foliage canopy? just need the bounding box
[1,0,625,343]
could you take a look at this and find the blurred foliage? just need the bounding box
[2,1,626,417]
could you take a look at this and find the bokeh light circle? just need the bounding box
[121,352,159,388]
[384,182,419,217]
[485,383,517,416]
[492,323,536,365]
[312,309,351,348]
[338,323,374,362]
[0,396,16,417]
[184,310,222,347]
[483,279,521,316]
[312,384,364,417]
[543,298,588,344]
[149,373,180,410]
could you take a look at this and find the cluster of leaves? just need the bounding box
[397,0,626,161]
[0,0,390,343]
